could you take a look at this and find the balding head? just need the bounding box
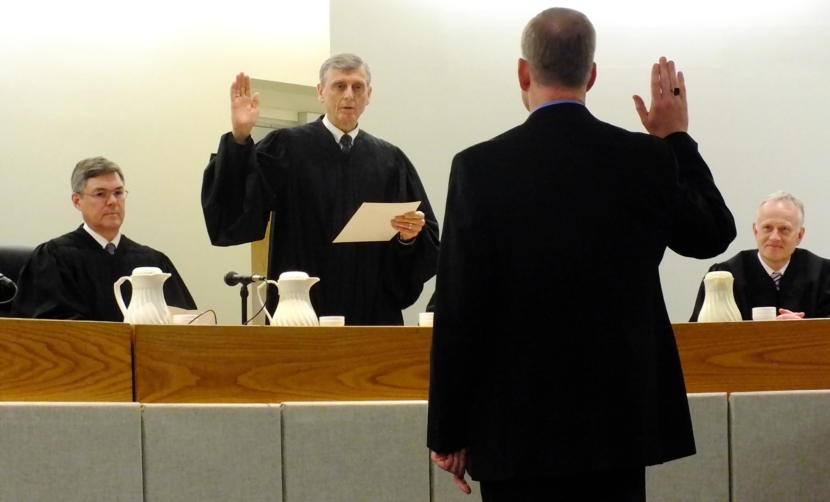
[521,7,596,89]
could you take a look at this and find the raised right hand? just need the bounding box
[632,57,688,138]
[231,72,260,144]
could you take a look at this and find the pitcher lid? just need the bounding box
[279,271,311,280]
[704,271,734,280]
[131,266,165,275]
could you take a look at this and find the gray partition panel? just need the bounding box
[0,402,143,502]
[282,401,429,502]
[730,390,830,502]
[646,393,729,502]
[141,403,282,502]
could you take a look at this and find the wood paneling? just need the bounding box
[4,317,830,403]
[0,318,133,401]
[675,319,830,393]
[134,325,431,403]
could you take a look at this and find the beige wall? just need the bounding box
[332,0,830,323]
[0,2,329,324]
[9,1,830,325]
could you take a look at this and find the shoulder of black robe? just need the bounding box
[807,249,830,317]
[12,228,94,320]
[356,129,440,309]
[779,248,830,318]
[117,235,197,312]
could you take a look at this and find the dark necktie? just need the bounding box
[340,134,352,153]
[770,271,782,290]
[105,242,116,255]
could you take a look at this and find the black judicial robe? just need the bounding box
[428,104,735,481]
[689,248,830,321]
[201,120,439,325]
[12,226,196,322]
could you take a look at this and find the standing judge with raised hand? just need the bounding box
[202,54,439,326]
[427,7,735,501]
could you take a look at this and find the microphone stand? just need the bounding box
[238,282,249,325]
[224,272,266,325]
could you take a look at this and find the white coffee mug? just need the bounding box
[319,316,345,326]
[419,312,434,327]
[752,306,777,321]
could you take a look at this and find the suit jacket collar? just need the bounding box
[525,101,595,125]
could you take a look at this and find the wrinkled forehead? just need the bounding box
[84,172,125,190]
[756,200,802,227]
[323,67,370,87]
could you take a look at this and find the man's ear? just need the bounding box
[316,83,324,102]
[71,192,81,210]
[586,62,597,92]
[518,58,531,91]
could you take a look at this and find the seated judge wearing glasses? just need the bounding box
[12,156,196,321]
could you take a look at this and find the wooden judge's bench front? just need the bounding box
[2,317,830,501]
[2,317,830,402]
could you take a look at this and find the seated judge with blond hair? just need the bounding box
[691,191,830,321]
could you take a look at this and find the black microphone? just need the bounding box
[224,271,266,286]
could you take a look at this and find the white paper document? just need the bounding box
[333,201,421,243]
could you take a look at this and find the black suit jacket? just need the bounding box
[427,103,735,481]
[690,248,830,321]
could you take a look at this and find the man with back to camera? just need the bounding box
[201,53,439,325]
[13,156,196,321]
[690,191,830,321]
[427,7,736,501]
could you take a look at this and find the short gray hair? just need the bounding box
[521,7,596,88]
[758,191,805,226]
[319,53,371,85]
[71,156,124,193]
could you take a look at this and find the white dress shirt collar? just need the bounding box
[756,251,790,276]
[322,114,360,145]
[83,223,122,250]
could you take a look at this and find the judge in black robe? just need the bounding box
[13,226,196,322]
[689,248,830,321]
[202,63,439,326]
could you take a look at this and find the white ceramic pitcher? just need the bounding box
[697,271,742,322]
[256,271,320,326]
[114,267,172,324]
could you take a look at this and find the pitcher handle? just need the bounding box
[256,280,278,325]
[113,276,131,321]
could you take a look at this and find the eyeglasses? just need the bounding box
[79,189,129,201]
